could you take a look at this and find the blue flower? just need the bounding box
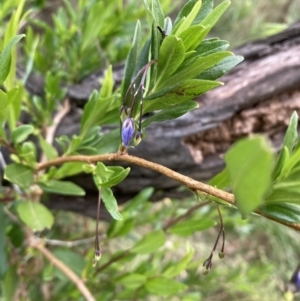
[122,118,135,147]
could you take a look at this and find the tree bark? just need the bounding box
[20,22,300,218]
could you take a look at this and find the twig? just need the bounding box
[95,250,130,274]
[40,98,71,163]
[0,136,17,154]
[36,152,300,231]
[29,235,96,301]
[45,235,106,247]
[163,201,211,231]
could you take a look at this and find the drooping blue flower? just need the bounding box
[122,118,135,147]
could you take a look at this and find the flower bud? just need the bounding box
[120,105,128,122]
[121,118,135,147]
[218,251,225,259]
[133,130,143,146]
[92,249,102,267]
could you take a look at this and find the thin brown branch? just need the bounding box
[45,235,106,247]
[0,136,17,154]
[29,236,96,301]
[36,152,300,231]
[40,98,71,163]
[95,250,130,274]
[163,200,211,231]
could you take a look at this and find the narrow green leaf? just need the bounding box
[11,124,34,144]
[53,162,83,179]
[168,219,215,236]
[272,146,289,180]
[225,136,275,218]
[152,0,164,27]
[163,245,194,278]
[131,230,165,254]
[193,0,214,24]
[99,65,113,98]
[0,34,25,86]
[155,35,185,90]
[123,187,154,213]
[178,24,206,51]
[163,51,232,87]
[39,180,85,196]
[121,21,141,102]
[209,167,230,190]
[145,277,187,296]
[283,111,298,155]
[198,56,244,80]
[52,249,85,279]
[17,201,54,231]
[4,163,34,188]
[0,204,8,279]
[3,266,19,301]
[265,189,300,204]
[117,273,147,289]
[200,0,230,36]
[101,187,123,220]
[258,202,300,225]
[142,101,198,127]
[173,1,202,35]
[194,38,230,57]
[39,136,58,160]
[100,168,131,188]
[107,218,136,238]
[173,0,198,28]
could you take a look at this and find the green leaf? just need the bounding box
[200,0,230,36]
[93,163,130,188]
[117,273,147,289]
[258,202,300,225]
[198,56,244,80]
[272,146,289,181]
[131,230,165,254]
[163,245,194,278]
[99,65,113,98]
[194,38,230,57]
[145,277,187,296]
[151,0,165,27]
[121,21,142,102]
[123,187,154,213]
[155,35,185,90]
[107,218,136,238]
[168,218,215,236]
[39,180,85,196]
[80,91,118,137]
[39,136,58,160]
[174,0,199,28]
[11,124,34,144]
[265,189,300,204]
[4,163,34,188]
[142,101,198,127]
[0,204,8,280]
[209,167,230,190]
[17,201,54,231]
[282,111,298,155]
[178,24,206,51]
[101,187,123,220]
[3,266,19,301]
[52,249,85,280]
[52,162,83,179]
[193,0,214,24]
[0,34,25,86]
[96,128,120,154]
[163,51,232,87]
[225,136,275,218]
[173,1,202,35]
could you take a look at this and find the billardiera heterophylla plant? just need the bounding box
[2,1,300,299]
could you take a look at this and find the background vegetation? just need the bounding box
[0,0,300,301]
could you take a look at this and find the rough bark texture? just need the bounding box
[20,22,300,218]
